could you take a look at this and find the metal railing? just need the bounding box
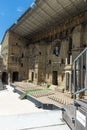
[74,47,87,99]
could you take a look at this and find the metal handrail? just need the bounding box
[74,47,87,62]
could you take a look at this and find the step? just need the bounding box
[64,91,73,98]
[48,96,72,105]
[55,87,64,93]
[19,94,27,100]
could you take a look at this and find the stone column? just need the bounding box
[8,72,12,85]
[70,55,72,65]
[65,58,68,65]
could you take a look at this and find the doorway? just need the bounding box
[2,72,8,84]
[12,72,19,82]
[31,72,34,82]
[52,71,58,85]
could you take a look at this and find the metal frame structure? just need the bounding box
[74,47,87,99]
[9,0,87,40]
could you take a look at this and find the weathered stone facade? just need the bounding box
[1,10,87,94]
[1,31,29,83]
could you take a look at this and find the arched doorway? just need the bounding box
[2,72,8,84]
[12,72,19,82]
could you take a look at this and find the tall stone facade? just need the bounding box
[1,13,87,94]
[1,31,29,83]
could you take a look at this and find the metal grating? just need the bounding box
[10,0,87,38]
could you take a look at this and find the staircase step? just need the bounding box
[64,92,73,98]
[19,94,27,100]
[55,87,64,93]
[48,96,72,105]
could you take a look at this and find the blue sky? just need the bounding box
[0,0,34,43]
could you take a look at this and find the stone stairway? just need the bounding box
[30,91,54,98]
[64,91,73,98]
[55,87,64,93]
[12,82,73,106]
[48,95,73,105]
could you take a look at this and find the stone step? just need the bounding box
[31,91,54,98]
[64,91,73,98]
[48,96,73,105]
[19,94,27,100]
[55,87,64,93]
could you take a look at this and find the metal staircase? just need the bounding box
[62,48,87,130]
[74,47,87,99]
[73,47,87,130]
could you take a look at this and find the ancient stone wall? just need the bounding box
[1,32,9,70]
[2,13,87,88]
[1,31,29,82]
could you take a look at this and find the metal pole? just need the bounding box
[74,60,76,100]
[86,51,87,88]
[78,58,80,90]
[81,54,84,89]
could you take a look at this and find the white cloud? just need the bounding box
[17,7,24,12]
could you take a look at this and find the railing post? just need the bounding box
[86,51,87,89]
[74,60,76,99]
[78,58,80,90]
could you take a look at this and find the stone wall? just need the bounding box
[27,23,87,88]
[1,32,9,70]
[1,15,87,90]
[8,31,29,81]
[1,31,29,82]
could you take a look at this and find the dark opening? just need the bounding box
[49,60,51,64]
[2,72,8,84]
[12,72,19,82]
[68,37,72,64]
[52,71,58,85]
[22,53,24,58]
[21,63,23,67]
[31,72,34,82]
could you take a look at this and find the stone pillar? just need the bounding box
[72,25,83,61]
[8,72,12,85]
[65,58,68,65]
[70,55,72,65]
